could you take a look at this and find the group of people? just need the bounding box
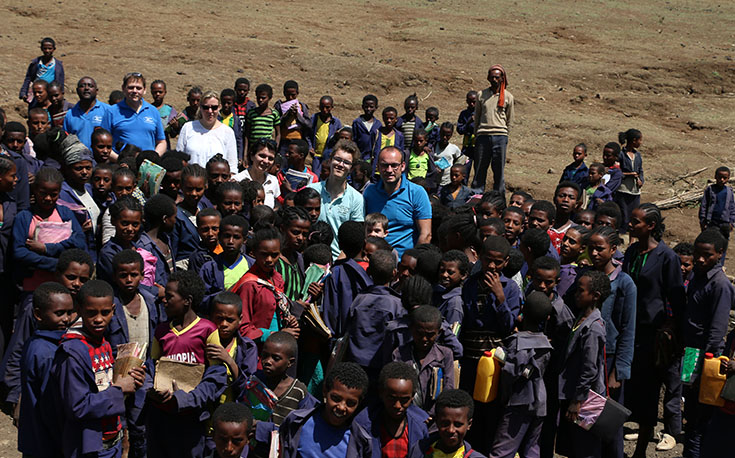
[0,37,733,458]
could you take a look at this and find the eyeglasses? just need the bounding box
[331,157,352,167]
[201,105,219,111]
[379,162,403,170]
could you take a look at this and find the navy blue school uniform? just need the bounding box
[557,263,579,298]
[700,329,735,458]
[47,327,126,458]
[137,231,174,288]
[145,358,228,458]
[614,149,644,231]
[352,116,383,162]
[322,258,373,339]
[0,295,33,406]
[461,271,521,339]
[560,161,588,189]
[622,240,685,435]
[425,124,440,148]
[556,309,606,458]
[604,165,622,194]
[433,284,464,325]
[699,183,735,227]
[279,405,373,458]
[392,341,454,414]
[251,385,319,457]
[188,242,218,274]
[20,56,65,100]
[354,402,429,458]
[170,206,202,264]
[0,193,17,271]
[491,331,552,458]
[11,204,86,283]
[59,181,99,262]
[408,434,485,458]
[17,329,65,458]
[198,193,215,210]
[226,334,259,400]
[347,285,405,373]
[586,184,613,211]
[199,253,254,314]
[96,236,144,284]
[439,184,473,209]
[385,315,463,360]
[1,148,30,210]
[309,114,343,176]
[681,264,733,458]
[106,288,164,357]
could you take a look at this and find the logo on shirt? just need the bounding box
[93,115,103,123]
[166,352,198,364]
[143,116,155,124]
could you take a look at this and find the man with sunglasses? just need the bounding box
[308,139,364,259]
[102,72,167,156]
[363,146,432,255]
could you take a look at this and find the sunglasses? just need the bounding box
[201,105,219,111]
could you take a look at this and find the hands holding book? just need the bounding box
[113,366,146,394]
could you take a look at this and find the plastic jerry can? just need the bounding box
[473,348,503,403]
[698,353,729,407]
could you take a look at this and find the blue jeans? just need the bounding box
[471,134,508,193]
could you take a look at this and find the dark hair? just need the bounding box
[4,121,26,137]
[78,279,114,305]
[221,214,249,234]
[56,248,94,274]
[211,402,253,430]
[206,153,230,171]
[365,236,392,253]
[220,88,236,99]
[695,228,727,253]
[288,139,309,158]
[618,129,642,147]
[255,84,273,97]
[235,78,250,88]
[382,106,398,117]
[241,179,265,205]
[441,250,470,275]
[521,228,551,258]
[590,225,621,248]
[523,291,553,328]
[478,217,505,236]
[144,193,176,227]
[309,221,334,247]
[134,151,159,171]
[531,256,561,276]
[181,164,207,183]
[556,181,581,201]
[502,206,526,222]
[197,207,222,224]
[283,80,299,92]
[378,361,418,394]
[715,166,730,176]
[510,190,532,202]
[482,235,511,257]
[294,187,320,207]
[277,206,310,230]
[303,243,332,266]
[151,79,166,89]
[479,190,507,214]
[187,86,203,98]
[367,250,396,285]
[404,93,419,108]
[35,166,64,186]
[112,166,137,185]
[265,331,298,359]
[362,94,378,106]
[589,162,606,175]
[212,291,243,315]
[108,90,124,104]
[112,249,144,272]
[595,202,622,228]
[110,195,143,220]
[0,156,15,175]
[503,248,524,277]
[578,270,612,308]
[91,127,112,143]
[325,362,369,397]
[33,282,71,312]
[435,389,474,419]
[603,142,621,155]
[530,200,556,223]
[253,227,282,249]
[92,163,114,176]
[401,276,433,310]
[161,156,184,173]
[425,106,439,117]
[216,182,245,209]
[410,305,442,327]
[41,37,56,47]
[338,221,365,258]
[446,210,482,251]
[168,270,206,309]
[574,143,587,154]
[250,206,276,230]
[637,203,665,241]
[320,95,334,105]
[415,249,442,283]
[673,242,694,257]
[439,121,454,133]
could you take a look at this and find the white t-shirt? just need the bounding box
[232,168,280,208]
[176,120,238,172]
[433,142,463,186]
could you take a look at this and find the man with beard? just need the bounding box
[63,76,110,149]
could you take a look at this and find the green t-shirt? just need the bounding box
[408,152,430,180]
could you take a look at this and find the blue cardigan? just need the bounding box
[20,56,65,100]
[354,403,429,458]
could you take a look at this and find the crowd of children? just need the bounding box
[0,38,734,458]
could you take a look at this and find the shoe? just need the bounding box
[656,433,676,451]
[624,433,639,441]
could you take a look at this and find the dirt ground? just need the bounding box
[1,0,734,455]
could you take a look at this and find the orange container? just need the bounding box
[698,353,729,406]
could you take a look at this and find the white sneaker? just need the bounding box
[656,433,676,451]
[624,433,639,441]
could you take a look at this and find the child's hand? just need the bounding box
[607,368,621,389]
[128,366,146,389]
[206,343,229,362]
[722,359,735,375]
[636,178,643,188]
[113,375,138,394]
[307,282,323,299]
[483,271,505,305]
[82,219,93,232]
[282,316,300,339]
[566,401,581,423]
[25,238,46,254]
[28,172,35,185]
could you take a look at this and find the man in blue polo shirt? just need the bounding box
[63,77,109,149]
[101,72,166,155]
[364,146,432,255]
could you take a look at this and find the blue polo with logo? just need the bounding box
[101,99,165,151]
[63,101,110,148]
[363,177,432,255]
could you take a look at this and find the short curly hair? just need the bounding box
[378,362,418,394]
[211,402,253,430]
[325,362,368,398]
[435,389,474,419]
[578,270,612,308]
[168,270,206,309]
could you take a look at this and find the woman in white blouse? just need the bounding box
[176,90,237,172]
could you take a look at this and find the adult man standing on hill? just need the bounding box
[471,64,514,193]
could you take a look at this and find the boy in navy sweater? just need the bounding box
[17,282,75,457]
[352,94,382,162]
[49,280,145,458]
[699,166,735,263]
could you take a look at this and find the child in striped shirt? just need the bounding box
[244,84,281,156]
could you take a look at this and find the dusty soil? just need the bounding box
[1,0,734,455]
